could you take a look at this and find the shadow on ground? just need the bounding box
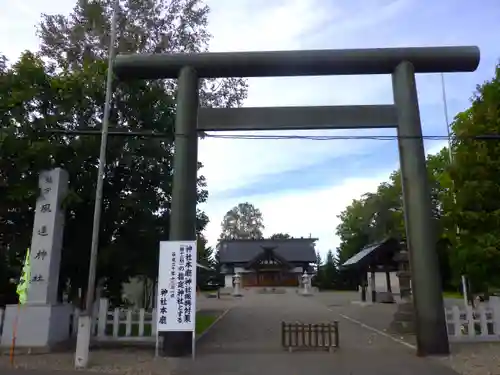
[171,292,458,375]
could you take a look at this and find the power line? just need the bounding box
[43,128,500,141]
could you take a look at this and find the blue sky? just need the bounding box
[1,0,499,256]
[200,0,499,255]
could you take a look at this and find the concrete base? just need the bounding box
[74,315,91,369]
[390,301,415,334]
[0,303,73,349]
[376,292,395,304]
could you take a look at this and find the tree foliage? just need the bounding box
[37,0,247,108]
[269,233,291,240]
[447,65,500,291]
[1,0,247,305]
[219,202,265,240]
[335,64,500,293]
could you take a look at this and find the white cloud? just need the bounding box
[201,140,449,256]
[199,0,403,196]
[199,0,412,253]
[202,173,391,255]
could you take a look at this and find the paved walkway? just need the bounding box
[171,292,458,375]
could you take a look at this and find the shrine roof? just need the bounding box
[218,238,317,264]
[341,238,401,270]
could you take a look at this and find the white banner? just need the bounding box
[157,241,197,332]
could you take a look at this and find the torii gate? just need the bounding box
[114,46,480,357]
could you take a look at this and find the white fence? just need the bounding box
[71,298,157,342]
[445,296,500,342]
[3,296,500,344]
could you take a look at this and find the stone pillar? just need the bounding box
[161,66,200,358]
[301,272,312,296]
[1,168,73,349]
[393,61,449,355]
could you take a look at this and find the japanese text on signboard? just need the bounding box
[156,241,197,331]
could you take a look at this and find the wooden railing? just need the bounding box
[281,321,339,352]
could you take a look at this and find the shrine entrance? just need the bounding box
[243,246,300,288]
[114,45,480,358]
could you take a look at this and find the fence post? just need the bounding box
[72,308,81,336]
[466,305,475,338]
[97,298,109,338]
[489,296,500,337]
[152,308,157,336]
[451,306,461,338]
[112,308,120,337]
[334,321,339,348]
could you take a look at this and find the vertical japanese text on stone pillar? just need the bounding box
[29,168,69,305]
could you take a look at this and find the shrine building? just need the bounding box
[217,238,317,288]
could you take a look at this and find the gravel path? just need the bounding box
[314,291,500,375]
[0,295,242,375]
[171,291,458,375]
[0,348,172,375]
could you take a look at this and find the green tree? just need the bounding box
[315,250,322,270]
[220,202,265,240]
[335,148,454,289]
[448,64,500,292]
[37,0,247,108]
[0,52,196,303]
[269,233,291,240]
[9,0,248,304]
[197,234,214,268]
[336,199,372,264]
[319,250,339,289]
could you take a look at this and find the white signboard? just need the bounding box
[157,241,197,332]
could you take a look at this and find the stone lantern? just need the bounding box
[389,247,415,334]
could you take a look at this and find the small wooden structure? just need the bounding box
[341,238,401,303]
[281,321,339,352]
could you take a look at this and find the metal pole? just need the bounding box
[393,61,449,356]
[440,73,453,163]
[74,1,119,369]
[84,0,119,315]
[161,66,199,357]
[441,73,461,240]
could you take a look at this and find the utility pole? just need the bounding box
[440,73,453,164]
[441,73,468,306]
[74,0,119,368]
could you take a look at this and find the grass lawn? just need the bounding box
[195,313,218,335]
[443,291,463,299]
[104,312,219,337]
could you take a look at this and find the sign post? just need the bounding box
[156,241,197,358]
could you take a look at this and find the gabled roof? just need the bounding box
[218,238,317,264]
[245,247,292,269]
[341,238,400,270]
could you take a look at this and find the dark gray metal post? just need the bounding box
[370,268,376,303]
[162,66,199,358]
[386,271,392,293]
[392,61,449,356]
